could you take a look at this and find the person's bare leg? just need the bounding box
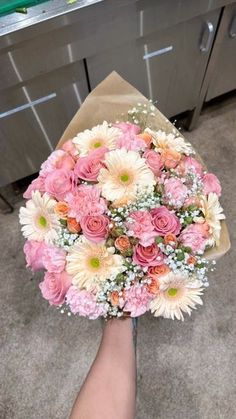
[69,318,136,419]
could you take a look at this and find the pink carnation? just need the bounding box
[126,210,157,246]
[178,156,203,177]
[41,245,66,273]
[62,139,79,159]
[66,286,106,319]
[80,215,109,242]
[202,173,221,197]
[23,240,47,272]
[66,184,107,222]
[44,168,77,201]
[116,132,146,151]
[123,284,151,317]
[74,146,107,181]
[133,242,164,267]
[143,149,164,176]
[113,122,141,135]
[179,223,209,253]
[40,150,75,176]
[39,271,72,306]
[164,178,188,208]
[150,206,181,236]
[23,176,46,199]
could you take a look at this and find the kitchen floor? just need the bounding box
[0,95,235,419]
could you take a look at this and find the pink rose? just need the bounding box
[23,240,46,272]
[123,284,151,317]
[41,245,66,273]
[143,149,164,176]
[202,173,221,197]
[150,206,181,236]
[62,139,79,158]
[74,147,107,181]
[23,176,46,199]
[66,286,106,319]
[164,178,188,208]
[179,223,208,253]
[133,242,164,266]
[66,184,107,222]
[113,122,141,135]
[44,168,77,201]
[177,156,203,177]
[80,215,109,242]
[126,210,157,247]
[39,270,71,306]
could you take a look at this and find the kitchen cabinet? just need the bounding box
[206,3,236,100]
[0,61,88,186]
[87,9,221,117]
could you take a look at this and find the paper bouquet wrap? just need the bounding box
[19,72,230,320]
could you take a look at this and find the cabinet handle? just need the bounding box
[200,21,214,52]
[229,14,236,38]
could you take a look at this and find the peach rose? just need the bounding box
[115,235,131,252]
[54,202,69,219]
[137,132,153,147]
[110,291,119,306]
[161,148,181,169]
[184,196,202,208]
[111,195,135,208]
[67,217,81,233]
[164,233,178,246]
[148,264,171,279]
[146,278,160,295]
[187,255,197,265]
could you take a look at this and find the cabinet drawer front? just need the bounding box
[0,62,88,186]
[87,9,220,117]
[206,3,236,101]
[0,1,137,90]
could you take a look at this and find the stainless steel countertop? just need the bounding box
[0,0,103,36]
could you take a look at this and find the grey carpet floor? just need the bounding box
[0,96,235,419]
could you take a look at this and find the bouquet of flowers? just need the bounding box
[19,73,229,321]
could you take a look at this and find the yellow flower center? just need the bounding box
[93,140,102,148]
[120,173,130,182]
[167,288,178,297]
[38,215,47,228]
[90,257,100,268]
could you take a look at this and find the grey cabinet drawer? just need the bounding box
[206,3,236,101]
[0,1,137,90]
[87,9,221,117]
[0,62,88,187]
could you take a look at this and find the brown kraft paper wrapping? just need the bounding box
[56,71,230,260]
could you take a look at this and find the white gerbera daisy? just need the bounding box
[150,272,203,321]
[66,237,124,290]
[19,191,60,243]
[97,148,155,202]
[200,192,225,246]
[72,121,121,156]
[145,128,193,155]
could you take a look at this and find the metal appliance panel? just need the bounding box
[87,9,221,117]
[206,3,236,100]
[0,63,88,186]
